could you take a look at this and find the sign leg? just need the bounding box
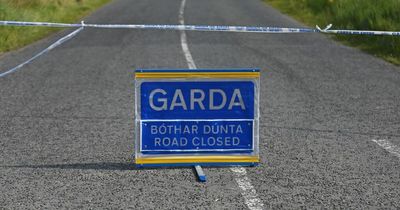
[194,165,206,182]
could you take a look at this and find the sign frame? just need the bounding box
[134,69,260,168]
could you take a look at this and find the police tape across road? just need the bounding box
[2,21,400,35]
[1,20,400,78]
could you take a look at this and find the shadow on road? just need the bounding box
[1,162,139,171]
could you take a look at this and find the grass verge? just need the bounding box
[264,0,400,65]
[0,0,111,54]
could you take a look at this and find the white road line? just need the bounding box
[179,0,197,69]
[372,139,400,159]
[178,1,264,209]
[231,167,265,210]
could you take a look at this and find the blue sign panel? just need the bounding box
[140,81,254,120]
[135,69,261,167]
[141,120,253,154]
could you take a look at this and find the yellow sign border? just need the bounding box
[136,155,260,164]
[135,72,260,79]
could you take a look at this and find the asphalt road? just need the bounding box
[1,0,400,209]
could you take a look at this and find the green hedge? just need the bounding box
[265,0,400,65]
[0,0,111,53]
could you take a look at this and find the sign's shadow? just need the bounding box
[0,162,164,171]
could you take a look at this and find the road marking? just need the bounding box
[178,1,264,209]
[231,167,264,210]
[179,0,197,69]
[372,139,400,159]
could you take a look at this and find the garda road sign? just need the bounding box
[135,69,260,167]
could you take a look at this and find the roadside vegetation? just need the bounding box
[265,0,400,65]
[0,0,111,54]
